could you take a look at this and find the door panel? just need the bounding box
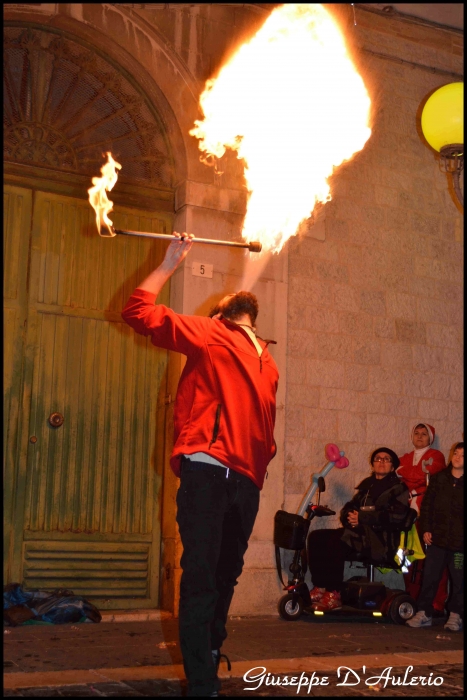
[24,314,165,535]
[4,187,172,608]
[3,186,32,582]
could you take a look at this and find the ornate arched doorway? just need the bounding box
[4,22,177,609]
[4,24,175,185]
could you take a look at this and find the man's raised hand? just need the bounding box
[162,232,194,272]
[134,232,194,295]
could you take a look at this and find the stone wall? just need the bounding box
[146,2,464,606]
[284,6,464,536]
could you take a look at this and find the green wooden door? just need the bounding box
[4,185,172,609]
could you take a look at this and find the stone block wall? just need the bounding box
[284,6,464,534]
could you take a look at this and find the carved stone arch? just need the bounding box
[3,21,185,191]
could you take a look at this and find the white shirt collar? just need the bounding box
[413,445,430,465]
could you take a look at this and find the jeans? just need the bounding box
[417,545,464,617]
[176,457,260,696]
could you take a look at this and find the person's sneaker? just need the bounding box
[406,610,432,627]
[444,612,463,632]
[312,590,342,611]
[309,586,326,602]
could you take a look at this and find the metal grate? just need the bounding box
[23,542,150,599]
[4,25,174,187]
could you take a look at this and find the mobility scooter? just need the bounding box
[274,444,418,624]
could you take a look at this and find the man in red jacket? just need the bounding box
[122,234,279,697]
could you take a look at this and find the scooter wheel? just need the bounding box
[388,593,417,625]
[278,593,304,621]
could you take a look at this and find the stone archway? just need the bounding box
[4,24,176,188]
[3,4,212,615]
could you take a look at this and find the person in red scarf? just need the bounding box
[397,423,447,612]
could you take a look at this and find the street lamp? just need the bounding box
[420,82,464,209]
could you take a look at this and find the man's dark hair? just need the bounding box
[209,291,259,326]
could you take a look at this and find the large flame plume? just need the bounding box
[88,152,122,236]
[190,3,371,254]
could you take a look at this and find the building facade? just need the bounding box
[3,3,463,615]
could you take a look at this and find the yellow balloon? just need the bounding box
[421,82,463,152]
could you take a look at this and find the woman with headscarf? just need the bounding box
[397,422,447,612]
[396,423,446,514]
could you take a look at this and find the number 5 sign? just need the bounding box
[192,262,213,278]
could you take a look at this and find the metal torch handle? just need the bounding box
[112,228,261,252]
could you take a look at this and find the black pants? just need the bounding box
[308,528,355,591]
[176,458,260,697]
[417,545,464,617]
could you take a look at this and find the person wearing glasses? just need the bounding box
[308,447,410,611]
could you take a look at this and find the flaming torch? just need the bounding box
[190,3,372,254]
[88,153,262,252]
[88,152,121,237]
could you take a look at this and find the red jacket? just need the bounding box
[122,289,279,489]
[396,448,446,512]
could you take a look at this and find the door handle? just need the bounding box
[48,412,64,427]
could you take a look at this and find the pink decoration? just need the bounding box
[325,443,340,461]
[334,455,349,469]
[325,443,349,469]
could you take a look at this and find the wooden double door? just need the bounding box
[4,185,172,609]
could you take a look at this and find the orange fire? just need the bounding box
[190,3,371,254]
[88,152,122,236]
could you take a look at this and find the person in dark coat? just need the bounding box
[308,447,410,611]
[406,442,464,631]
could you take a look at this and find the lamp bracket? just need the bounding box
[439,144,464,174]
[439,144,464,209]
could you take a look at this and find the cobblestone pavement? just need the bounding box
[3,615,463,673]
[4,615,463,697]
[2,664,464,697]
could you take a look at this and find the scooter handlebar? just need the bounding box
[309,505,336,517]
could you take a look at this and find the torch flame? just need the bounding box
[190,3,372,253]
[88,152,122,236]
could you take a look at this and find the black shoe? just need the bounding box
[212,649,232,673]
